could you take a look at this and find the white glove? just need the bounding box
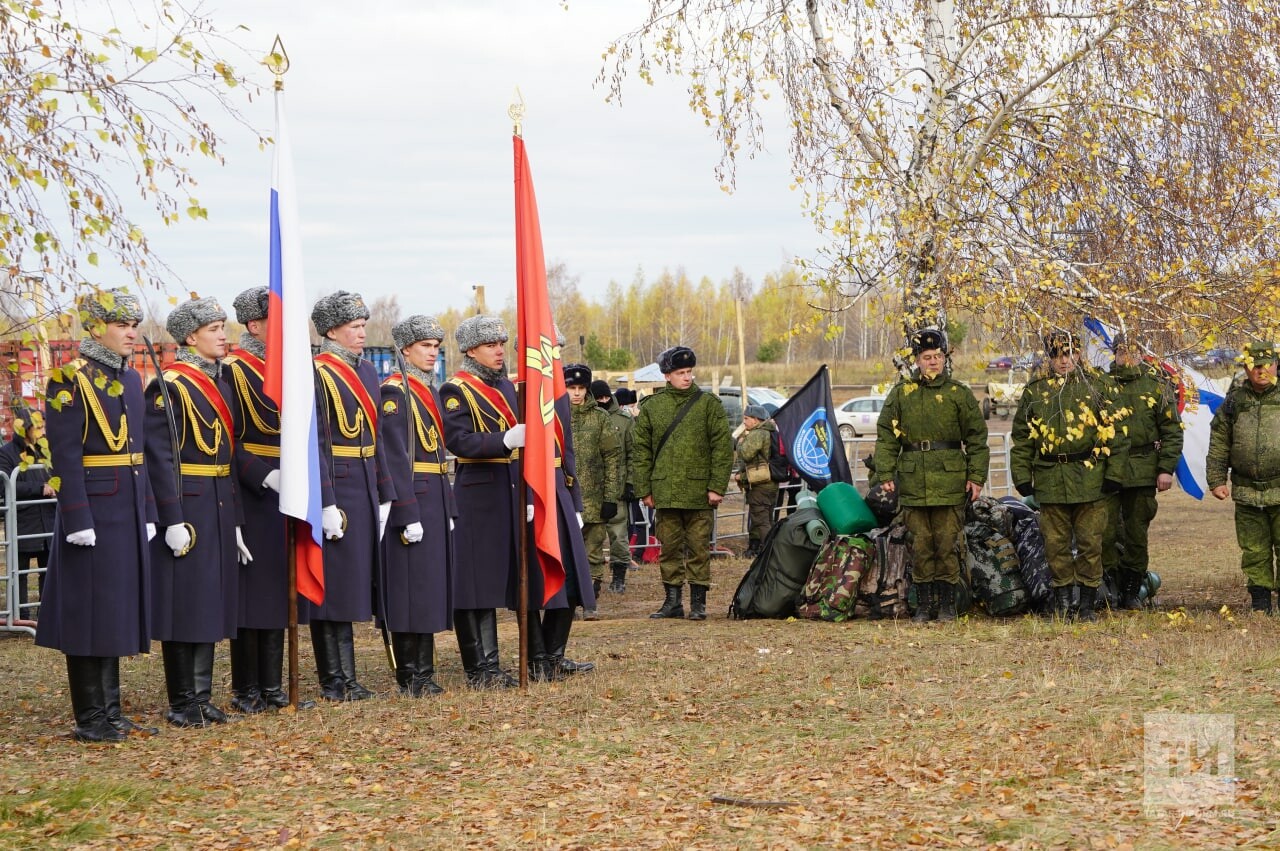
[263,469,281,492]
[526,504,535,523]
[449,518,455,532]
[66,528,96,547]
[403,521,423,543]
[236,527,253,564]
[146,523,157,542]
[576,512,584,528]
[379,502,392,541]
[165,524,192,557]
[503,423,526,450]
[322,505,345,540]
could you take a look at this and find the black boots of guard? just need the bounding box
[392,632,445,697]
[161,641,226,728]
[66,655,125,743]
[310,620,374,702]
[455,609,517,690]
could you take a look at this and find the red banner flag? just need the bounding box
[514,134,565,605]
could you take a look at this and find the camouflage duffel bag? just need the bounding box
[795,534,872,622]
[964,522,1030,617]
[857,524,912,619]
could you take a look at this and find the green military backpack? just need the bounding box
[729,508,827,619]
[856,524,913,619]
[964,522,1030,617]
[795,534,872,622]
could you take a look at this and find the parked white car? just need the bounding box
[835,395,886,439]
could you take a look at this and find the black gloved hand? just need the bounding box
[623,483,636,502]
[1102,479,1123,495]
[1014,482,1034,498]
[600,501,619,521]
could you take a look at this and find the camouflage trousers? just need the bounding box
[1102,487,1158,578]
[1234,503,1280,590]
[744,482,779,549]
[583,521,609,582]
[603,509,631,570]
[655,508,714,587]
[903,504,965,584]
[1040,500,1108,588]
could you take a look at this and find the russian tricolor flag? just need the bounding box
[264,85,325,605]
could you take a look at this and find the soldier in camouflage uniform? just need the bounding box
[566,365,623,619]
[735,405,781,558]
[1102,334,1183,609]
[1206,341,1280,613]
[633,346,734,621]
[872,328,988,622]
[593,379,635,593]
[1011,330,1129,622]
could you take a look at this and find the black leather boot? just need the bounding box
[454,610,487,688]
[391,632,419,696]
[526,610,555,682]
[229,630,265,714]
[1248,585,1273,614]
[544,607,593,676]
[336,622,374,700]
[310,620,346,701]
[477,609,517,688]
[936,582,957,623]
[912,582,934,623]
[193,642,229,724]
[102,655,155,736]
[1052,586,1074,620]
[413,633,445,696]
[67,656,123,743]
[1077,584,1099,623]
[650,584,684,619]
[687,584,707,621]
[257,629,294,709]
[161,642,203,727]
[1118,572,1145,610]
[608,564,627,593]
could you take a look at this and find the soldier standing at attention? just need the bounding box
[567,366,623,619]
[36,289,157,742]
[1207,341,1280,614]
[1011,330,1129,622]
[593,379,635,594]
[311,291,396,701]
[379,315,456,696]
[147,297,252,727]
[1102,334,1183,609]
[735,404,782,560]
[633,346,734,621]
[872,328,988,623]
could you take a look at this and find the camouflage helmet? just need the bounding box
[908,326,948,356]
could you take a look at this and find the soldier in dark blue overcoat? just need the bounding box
[310,291,396,701]
[378,315,456,696]
[35,289,158,742]
[146,297,250,727]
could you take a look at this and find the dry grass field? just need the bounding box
[2,490,1278,849]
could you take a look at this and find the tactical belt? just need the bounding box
[903,440,962,452]
[332,445,376,458]
[82,452,144,467]
[413,462,448,474]
[1233,474,1280,490]
[242,442,281,458]
[1128,442,1158,456]
[182,463,231,477]
[1038,449,1094,463]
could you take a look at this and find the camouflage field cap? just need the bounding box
[80,287,143,325]
[1242,340,1279,364]
[232,286,269,325]
[564,363,592,387]
[392,315,446,350]
[167,297,227,344]
[311,290,370,337]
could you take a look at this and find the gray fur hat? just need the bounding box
[311,290,370,337]
[232,286,269,325]
[167,297,227,344]
[456,314,509,353]
[392,314,446,350]
[657,345,696,374]
[80,288,143,326]
[744,404,769,421]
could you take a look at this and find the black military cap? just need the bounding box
[909,327,948,355]
[614,388,637,405]
[564,363,592,387]
[590,379,612,400]
[658,346,696,374]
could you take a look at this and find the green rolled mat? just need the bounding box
[816,481,878,535]
[804,516,830,547]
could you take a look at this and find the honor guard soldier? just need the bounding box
[1207,341,1280,614]
[872,328,988,622]
[593,379,635,593]
[565,366,622,621]
[440,316,523,688]
[35,289,157,742]
[223,286,301,711]
[1011,330,1129,622]
[379,315,456,696]
[311,291,396,701]
[1102,334,1183,609]
[633,345,734,621]
[146,297,251,727]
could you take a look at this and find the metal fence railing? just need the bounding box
[1,465,53,637]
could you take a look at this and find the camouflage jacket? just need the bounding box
[1206,378,1280,507]
[633,382,734,509]
[1010,367,1130,504]
[872,371,989,507]
[1109,362,1184,486]
[600,397,635,493]
[568,395,623,522]
[735,418,778,488]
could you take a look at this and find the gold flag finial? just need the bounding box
[265,35,290,90]
[508,87,525,137]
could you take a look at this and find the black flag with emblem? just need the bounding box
[769,365,852,492]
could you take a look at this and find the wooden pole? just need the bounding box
[516,380,529,690]
[735,297,749,405]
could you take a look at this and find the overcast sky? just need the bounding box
[121,0,817,321]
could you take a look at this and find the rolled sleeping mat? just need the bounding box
[804,516,830,548]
